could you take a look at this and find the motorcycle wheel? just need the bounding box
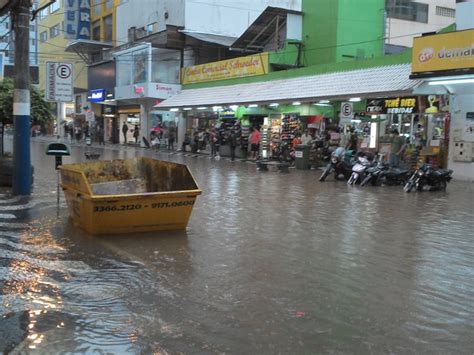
[360,175,372,187]
[404,181,414,193]
[319,169,330,182]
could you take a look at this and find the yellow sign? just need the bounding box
[412,29,474,74]
[182,53,269,84]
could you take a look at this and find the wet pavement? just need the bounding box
[1,137,474,354]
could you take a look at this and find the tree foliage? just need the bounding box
[0,78,53,125]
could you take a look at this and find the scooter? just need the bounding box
[404,164,453,192]
[319,148,353,181]
[347,154,371,185]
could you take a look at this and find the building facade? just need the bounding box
[385,0,457,49]
[0,3,39,83]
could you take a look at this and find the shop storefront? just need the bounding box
[410,27,474,180]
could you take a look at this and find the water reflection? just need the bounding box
[1,140,473,353]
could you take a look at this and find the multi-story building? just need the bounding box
[385,0,457,51]
[0,4,39,83]
[37,0,120,124]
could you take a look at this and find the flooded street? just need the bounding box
[1,138,474,353]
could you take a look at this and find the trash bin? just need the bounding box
[295,144,311,170]
[60,157,202,235]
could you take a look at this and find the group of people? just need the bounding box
[65,122,105,145]
[181,126,262,161]
[121,123,140,144]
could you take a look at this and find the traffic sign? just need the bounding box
[45,62,74,102]
[340,102,354,120]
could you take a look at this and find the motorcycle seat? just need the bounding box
[435,169,452,177]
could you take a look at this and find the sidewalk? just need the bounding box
[30,135,259,164]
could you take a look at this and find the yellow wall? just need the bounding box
[90,0,120,44]
[37,0,119,93]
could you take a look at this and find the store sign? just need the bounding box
[181,53,269,84]
[88,89,105,103]
[412,29,474,74]
[366,97,418,114]
[64,0,91,40]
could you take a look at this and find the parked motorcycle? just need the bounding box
[361,161,411,187]
[404,164,453,192]
[347,154,371,185]
[319,147,353,181]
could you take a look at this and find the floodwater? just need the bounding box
[1,138,473,354]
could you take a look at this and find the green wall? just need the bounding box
[335,0,385,61]
[301,0,385,66]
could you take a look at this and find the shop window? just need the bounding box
[92,20,101,41]
[385,0,429,23]
[49,24,60,38]
[104,15,113,42]
[40,31,47,42]
[151,48,180,84]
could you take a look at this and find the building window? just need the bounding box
[92,20,101,41]
[386,0,429,23]
[50,24,60,38]
[146,23,156,35]
[436,6,455,18]
[40,31,48,42]
[92,0,102,16]
[31,38,36,46]
[50,1,60,13]
[38,8,48,21]
[104,15,113,42]
[106,0,113,9]
[30,24,35,32]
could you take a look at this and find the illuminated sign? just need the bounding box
[181,53,269,84]
[64,0,91,40]
[412,29,474,74]
[366,97,418,114]
[88,89,105,102]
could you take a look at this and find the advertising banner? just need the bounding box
[366,97,418,114]
[181,53,269,84]
[64,0,91,40]
[412,29,474,74]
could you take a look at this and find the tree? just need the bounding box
[0,78,53,126]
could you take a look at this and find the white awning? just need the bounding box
[157,63,422,108]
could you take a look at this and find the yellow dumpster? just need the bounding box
[60,157,202,235]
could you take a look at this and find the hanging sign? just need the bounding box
[64,0,91,40]
[340,102,353,120]
[366,97,418,114]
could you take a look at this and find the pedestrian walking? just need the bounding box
[122,122,129,144]
[210,128,218,158]
[97,124,105,145]
[133,124,140,144]
[249,126,261,160]
[168,127,176,150]
[229,129,238,161]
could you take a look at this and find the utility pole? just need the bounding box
[12,0,31,196]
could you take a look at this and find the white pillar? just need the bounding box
[140,100,153,147]
[177,112,186,150]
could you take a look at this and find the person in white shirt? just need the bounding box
[301,129,313,145]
